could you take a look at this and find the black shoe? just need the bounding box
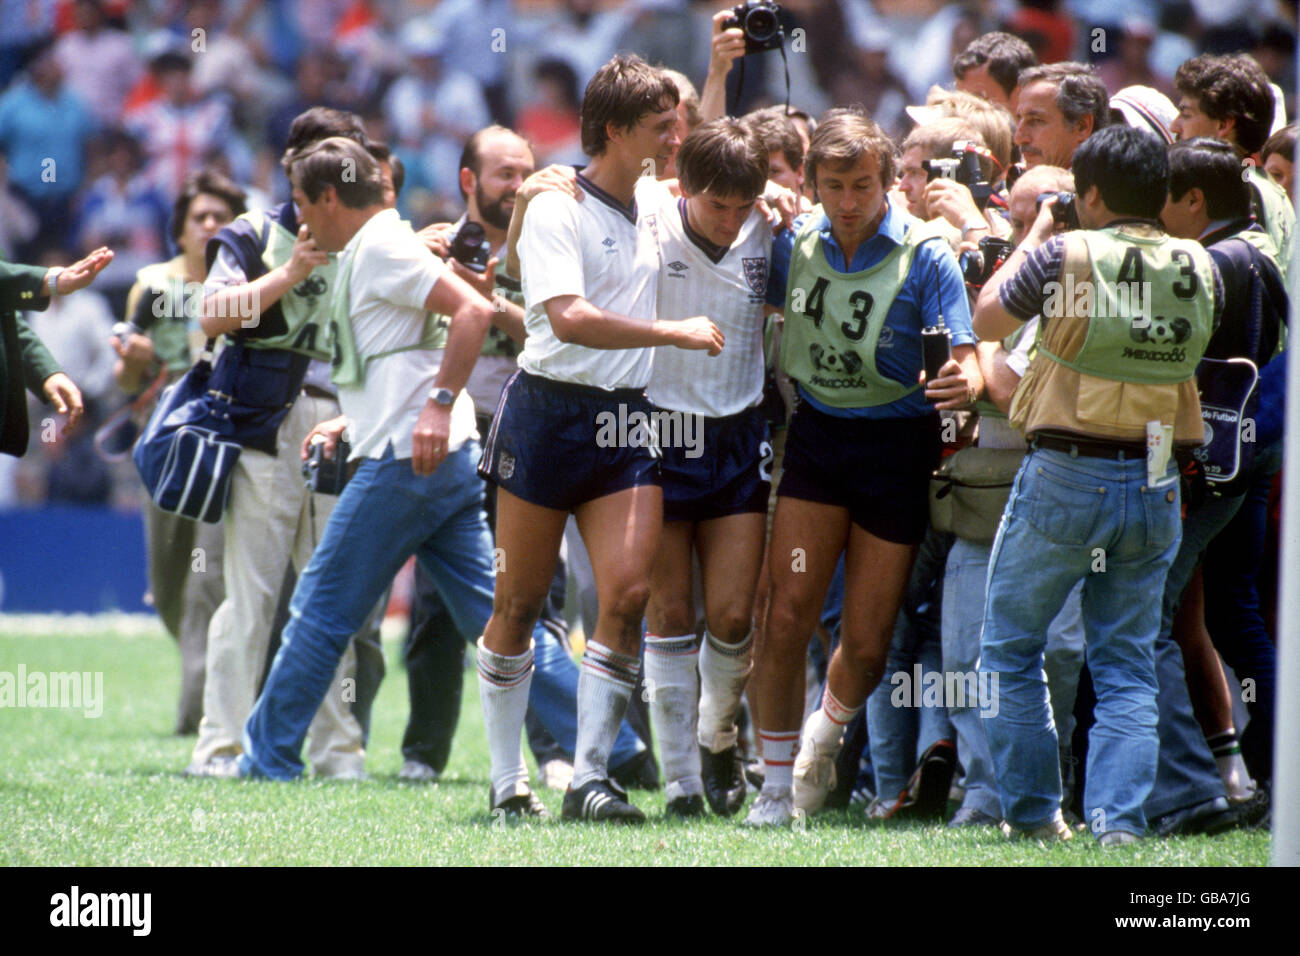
[665,793,707,819]
[886,739,956,821]
[1150,796,1237,838]
[561,778,646,823]
[1231,788,1270,829]
[610,750,661,791]
[490,784,550,820]
[700,744,747,817]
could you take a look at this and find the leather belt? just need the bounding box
[1031,433,1147,461]
[302,384,335,401]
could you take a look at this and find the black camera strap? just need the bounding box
[728,41,791,116]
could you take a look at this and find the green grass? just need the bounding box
[0,624,1271,866]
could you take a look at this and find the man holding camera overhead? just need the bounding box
[973,125,1223,846]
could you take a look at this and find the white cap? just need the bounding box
[1109,85,1178,144]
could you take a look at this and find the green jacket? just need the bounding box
[1,260,61,457]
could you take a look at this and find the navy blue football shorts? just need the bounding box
[776,400,941,545]
[658,404,772,523]
[478,369,661,511]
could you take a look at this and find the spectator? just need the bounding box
[1014,62,1110,168]
[52,0,140,127]
[953,31,1038,113]
[125,50,236,201]
[1261,124,1295,199]
[515,58,584,167]
[0,42,96,261]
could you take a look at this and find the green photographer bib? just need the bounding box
[780,211,949,408]
[133,259,192,371]
[328,241,450,389]
[236,210,334,360]
[1037,227,1214,385]
[482,273,524,359]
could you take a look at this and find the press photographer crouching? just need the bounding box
[972,125,1222,845]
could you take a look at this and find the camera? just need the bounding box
[923,142,994,211]
[724,1,784,55]
[959,236,1014,288]
[1036,191,1079,231]
[448,220,492,273]
[303,437,351,495]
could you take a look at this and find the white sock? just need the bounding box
[804,686,860,752]
[645,633,702,797]
[572,640,640,791]
[698,628,754,753]
[1207,729,1256,802]
[759,729,800,794]
[476,637,532,801]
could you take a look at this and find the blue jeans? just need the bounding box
[943,537,1085,820]
[866,526,954,801]
[240,441,643,779]
[980,448,1181,836]
[1143,489,1244,817]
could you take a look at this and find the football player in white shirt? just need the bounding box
[480,55,723,823]
[638,119,775,818]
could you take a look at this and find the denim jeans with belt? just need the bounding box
[980,446,1182,837]
[240,440,644,779]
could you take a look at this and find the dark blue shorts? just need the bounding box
[658,405,772,523]
[478,369,661,511]
[777,402,941,545]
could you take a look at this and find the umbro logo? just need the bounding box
[602,237,616,248]
[667,261,688,272]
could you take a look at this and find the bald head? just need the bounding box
[459,125,535,234]
[1008,165,1074,243]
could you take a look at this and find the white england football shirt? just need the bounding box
[643,181,771,417]
[336,208,479,460]
[516,173,660,389]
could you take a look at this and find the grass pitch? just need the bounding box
[0,623,1271,867]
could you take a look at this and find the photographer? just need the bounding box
[973,125,1222,845]
[896,118,1006,248]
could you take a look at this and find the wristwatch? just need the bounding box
[429,387,456,407]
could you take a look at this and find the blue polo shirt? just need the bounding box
[767,203,974,419]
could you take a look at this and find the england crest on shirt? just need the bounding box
[742,257,768,295]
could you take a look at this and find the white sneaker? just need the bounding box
[744,789,794,827]
[792,737,839,814]
[183,755,243,779]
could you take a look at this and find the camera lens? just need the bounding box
[745,7,779,41]
[457,221,486,245]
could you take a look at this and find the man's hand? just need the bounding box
[42,372,84,431]
[756,181,801,233]
[411,400,451,476]
[920,357,975,410]
[418,222,456,259]
[518,164,582,203]
[709,10,747,74]
[449,256,499,303]
[1023,195,1061,251]
[923,179,986,234]
[660,316,725,355]
[301,415,350,461]
[285,224,329,284]
[112,330,156,367]
[45,247,114,296]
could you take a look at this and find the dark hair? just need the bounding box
[580,54,678,157]
[1070,124,1168,220]
[150,50,192,75]
[535,58,580,110]
[953,31,1038,98]
[1167,137,1251,221]
[741,106,804,173]
[281,107,370,171]
[805,109,896,190]
[170,168,247,242]
[1174,53,1275,155]
[1017,62,1110,136]
[388,154,405,198]
[1262,123,1296,165]
[289,136,385,209]
[677,118,768,200]
[457,124,532,200]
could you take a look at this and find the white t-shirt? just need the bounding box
[644,181,771,418]
[516,174,660,389]
[336,207,478,460]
